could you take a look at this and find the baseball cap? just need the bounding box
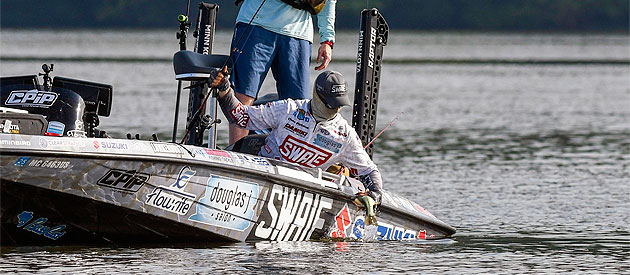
[314,70,351,108]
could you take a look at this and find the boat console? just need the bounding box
[0,65,113,138]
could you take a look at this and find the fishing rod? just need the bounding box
[334,112,403,176]
[172,0,193,142]
[180,0,268,144]
[364,112,403,149]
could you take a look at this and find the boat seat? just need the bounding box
[253,93,279,105]
[225,134,268,155]
[173,50,232,81]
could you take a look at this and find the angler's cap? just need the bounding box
[314,70,351,108]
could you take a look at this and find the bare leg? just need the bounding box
[229,92,256,145]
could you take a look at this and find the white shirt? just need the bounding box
[228,98,377,176]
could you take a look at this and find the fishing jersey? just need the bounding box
[219,94,377,177]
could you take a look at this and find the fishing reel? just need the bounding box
[176,14,191,51]
[200,114,221,130]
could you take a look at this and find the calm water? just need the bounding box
[1,30,629,274]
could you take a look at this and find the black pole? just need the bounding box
[171,8,192,143]
[172,82,184,142]
[185,3,218,146]
[351,9,389,159]
[180,0,267,146]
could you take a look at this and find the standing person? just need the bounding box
[211,69,381,223]
[228,0,337,144]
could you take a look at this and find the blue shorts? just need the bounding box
[230,23,312,100]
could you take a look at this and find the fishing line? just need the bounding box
[231,22,257,65]
[229,0,268,65]
[185,0,191,18]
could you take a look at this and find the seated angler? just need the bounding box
[210,69,382,222]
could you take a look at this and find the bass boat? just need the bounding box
[0,3,455,246]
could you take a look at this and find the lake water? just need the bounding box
[1,29,629,273]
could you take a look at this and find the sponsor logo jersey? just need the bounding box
[231,99,377,175]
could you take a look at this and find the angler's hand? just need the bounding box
[209,67,230,98]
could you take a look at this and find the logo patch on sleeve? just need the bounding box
[230,103,250,128]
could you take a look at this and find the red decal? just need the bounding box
[279,136,332,168]
[45,132,62,136]
[203,148,231,157]
[230,103,250,128]
[93,141,100,149]
[331,204,352,238]
[418,230,426,240]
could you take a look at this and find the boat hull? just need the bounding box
[1,180,229,245]
[1,134,455,245]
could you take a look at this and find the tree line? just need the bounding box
[1,0,628,31]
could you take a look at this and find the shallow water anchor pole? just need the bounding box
[185,3,218,146]
[351,8,389,159]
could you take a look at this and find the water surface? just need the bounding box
[1,30,629,274]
